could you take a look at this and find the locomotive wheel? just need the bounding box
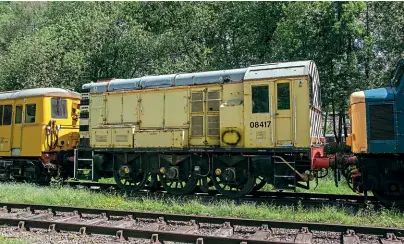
[114,165,149,193]
[372,190,404,207]
[159,167,197,195]
[211,162,255,198]
[196,177,214,193]
[211,174,255,198]
[251,176,267,193]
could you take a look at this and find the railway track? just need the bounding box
[64,181,381,208]
[0,202,402,244]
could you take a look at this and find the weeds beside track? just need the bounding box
[65,181,380,209]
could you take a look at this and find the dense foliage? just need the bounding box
[0,2,402,139]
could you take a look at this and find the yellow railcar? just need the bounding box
[76,60,331,198]
[0,88,80,183]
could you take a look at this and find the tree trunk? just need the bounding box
[338,111,343,144]
[323,105,329,137]
[365,5,370,80]
[332,98,340,144]
[342,111,348,138]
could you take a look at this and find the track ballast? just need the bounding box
[0,202,403,244]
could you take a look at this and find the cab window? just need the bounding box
[252,85,269,113]
[15,105,22,124]
[25,104,36,123]
[277,83,290,110]
[3,105,12,125]
[51,98,67,119]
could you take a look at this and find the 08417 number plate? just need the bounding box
[250,121,271,128]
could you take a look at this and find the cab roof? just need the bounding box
[83,60,319,94]
[0,88,81,101]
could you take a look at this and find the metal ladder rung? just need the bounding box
[273,156,297,191]
[274,175,295,178]
[277,187,295,190]
[74,149,95,181]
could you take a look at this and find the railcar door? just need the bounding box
[244,82,273,148]
[274,80,293,146]
[0,104,13,153]
[11,103,23,156]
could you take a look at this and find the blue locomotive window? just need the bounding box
[25,104,36,123]
[252,85,269,113]
[51,98,67,119]
[3,105,12,125]
[15,105,22,124]
[277,83,290,110]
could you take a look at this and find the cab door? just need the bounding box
[0,104,13,153]
[11,104,23,156]
[274,80,293,146]
[244,82,273,148]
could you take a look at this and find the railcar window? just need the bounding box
[277,83,290,110]
[0,106,3,125]
[15,105,22,124]
[25,104,36,123]
[207,91,220,112]
[252,85,269,113]
[3,105,12,125]
[191,92,204,113]
[191,116,203,136]
[207,115,220,136]
[51,98,67,119]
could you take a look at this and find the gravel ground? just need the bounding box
[0,208,402,244]
[0,226,149,244]
[1,225,400,244]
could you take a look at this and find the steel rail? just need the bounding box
[0,202,403,243]
[0,202,401,234]
[0,218,284,244]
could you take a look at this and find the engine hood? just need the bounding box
[364,87,395,102]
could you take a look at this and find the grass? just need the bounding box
[298,174,358,195]
[0,181,402,228]
[75,169,357,195]
[0,237,29,244]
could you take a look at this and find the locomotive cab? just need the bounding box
[346,58,404,206]
[349,59,404,154]
[0,88,81,183]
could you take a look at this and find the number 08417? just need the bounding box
[249,121,271,128]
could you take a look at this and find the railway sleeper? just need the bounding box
[249,224,273,241]
[211,222,234,237]
[342,229,360,244]
[294,227,313,244]
[380,233,403,244]
[139,217,166,231]
[83,213,109,225]
[163,221,200,244]
[174,219,199,234]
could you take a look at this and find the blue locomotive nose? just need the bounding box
[363,87,395,102]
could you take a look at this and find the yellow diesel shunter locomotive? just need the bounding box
[75,60,331,197]
[0,88,81,183]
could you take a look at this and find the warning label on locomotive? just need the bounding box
[256,131,266,140]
